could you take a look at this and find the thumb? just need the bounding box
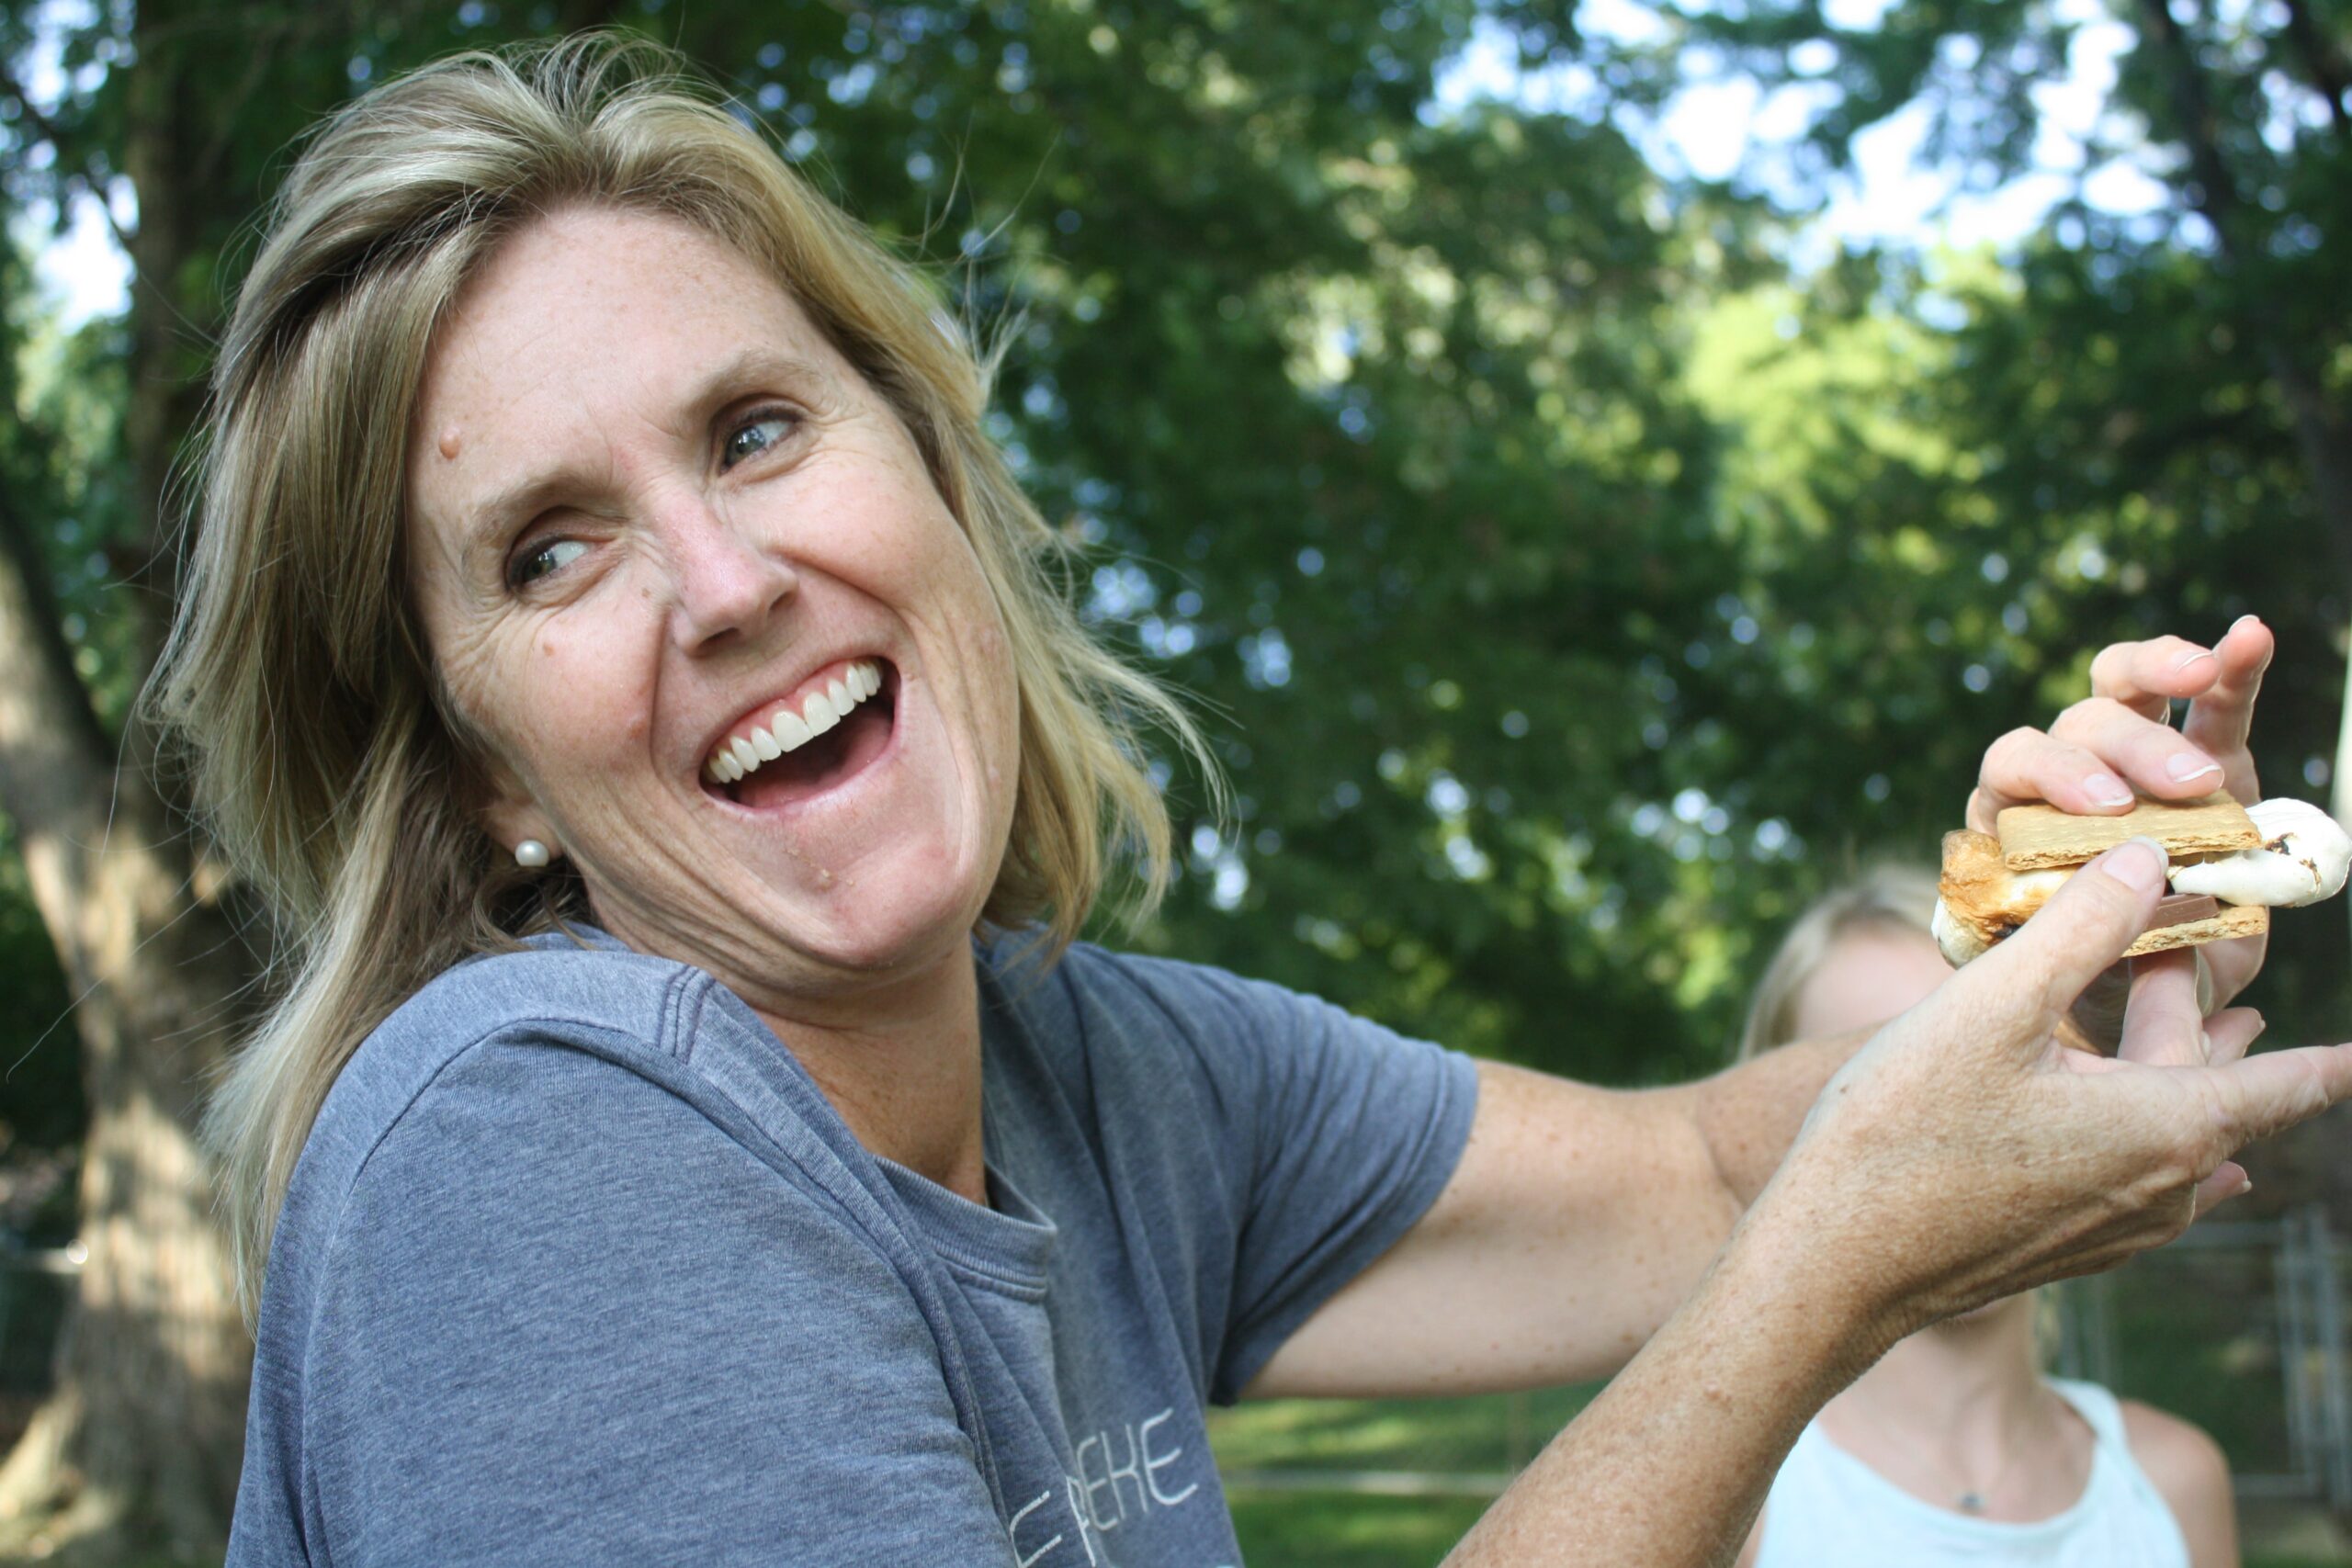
[1959,837,2167,1046]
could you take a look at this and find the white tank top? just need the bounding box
[1753,1379,2192,1568]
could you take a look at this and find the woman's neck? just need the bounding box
[1816,1294,2093,1520]
[755,940,990,1206]
[1838,1297,2047,1433]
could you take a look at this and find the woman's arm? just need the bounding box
[1251,622,2277,1399]
[1244,1033,1868,1394]
[1436,848,2348,1566]
[2122,1402,2241,1568]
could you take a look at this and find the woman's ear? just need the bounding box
[478,777,558,864]
[450,732,559,865]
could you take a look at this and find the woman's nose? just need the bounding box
[661,496,797,654]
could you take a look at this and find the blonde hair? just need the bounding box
[1736,864,1942,1062]
[158,33,1213,1309]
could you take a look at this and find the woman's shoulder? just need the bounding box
[2117,1397,2226,1474]
[296,932,709,1165]
[2115,1396,2234,1556]
[390,926,713,1056]
[979,931,1413,1054]
[281,931,838,1276]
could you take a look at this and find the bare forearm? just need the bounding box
[1691,1028,1872,1209]
[1250,1043,1878,1399]
[1444,1204,1879,1567]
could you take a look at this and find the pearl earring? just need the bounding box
[514,839,551,868]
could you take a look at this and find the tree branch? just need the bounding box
[2277,0,2352,139]
[2134,0,2352,578]
[0,62,139,260]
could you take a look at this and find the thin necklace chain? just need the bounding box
[1839,1381,2059,1515]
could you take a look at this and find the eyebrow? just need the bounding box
[451,345,837,566]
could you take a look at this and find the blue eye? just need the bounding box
[509,537,588,587]
[722,408,798,470]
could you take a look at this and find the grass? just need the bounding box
[1223,1478,2348,1567]
[1208,1388,1599,1477]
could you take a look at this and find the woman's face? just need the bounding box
[405,207,1020,1010]
[1789,924,1954,1041]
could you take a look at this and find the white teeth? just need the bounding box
[707,660,887,781]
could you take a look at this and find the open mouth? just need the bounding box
[703,659,899,813]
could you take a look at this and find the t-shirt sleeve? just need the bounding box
[1080,952,1479,1403]
[301,1033,1016,1567]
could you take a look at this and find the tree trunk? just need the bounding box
[0,0,255,1554]
[0,485,254,1561]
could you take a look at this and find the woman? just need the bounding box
[1735,869,2237,1568]
[164,34,2344,1567]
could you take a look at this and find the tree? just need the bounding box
[4,0,2344,1554]
[1660,0,2352,802]
[0,0,645,1553]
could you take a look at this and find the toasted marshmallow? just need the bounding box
[2170,797,2352,908]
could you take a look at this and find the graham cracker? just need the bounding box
[2120,902,2268,958]
[1996,791,2259,872]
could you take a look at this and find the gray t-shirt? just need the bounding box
[228,928,1477,1566]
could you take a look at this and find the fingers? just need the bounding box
[1973,619,2270,833]
[2202,1006,2266,1067]
[2048,698,2225,801]
[1970,728,2137,830]
[2116,952,2204,1067]
[2193,1160,2252,1216]
[1959,839,2165,1042]
[2202,1042,2352,1145]
[2179,615,2271,803]
[2088,634,2231,718]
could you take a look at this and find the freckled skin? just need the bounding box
[403,207,1022,1050]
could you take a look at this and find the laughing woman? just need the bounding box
[174,35,2350,1568]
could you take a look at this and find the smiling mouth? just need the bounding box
[705,660,899,812]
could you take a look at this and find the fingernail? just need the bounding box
[2171,647,2218,675]
[2098,837,2168,894]
[2166,753,2222,784]
[2237,1175,2255,1198]
[2230,615,2260,637]
[2085,773,2134,808]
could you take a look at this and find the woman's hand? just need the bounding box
[1767,833,2338,1340]
[1443,835,2345,1567]
[1442,831,2348,1568]
[1967,616,2274,1010]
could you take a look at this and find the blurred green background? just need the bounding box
[2,0,2348,1560]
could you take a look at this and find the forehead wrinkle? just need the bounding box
[439,341,845,566]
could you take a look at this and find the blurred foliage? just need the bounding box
[1,0,2347,1167]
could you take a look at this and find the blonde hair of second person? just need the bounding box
[1731,867,2238,1568]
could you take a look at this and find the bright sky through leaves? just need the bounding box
[23,0,2181,328]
